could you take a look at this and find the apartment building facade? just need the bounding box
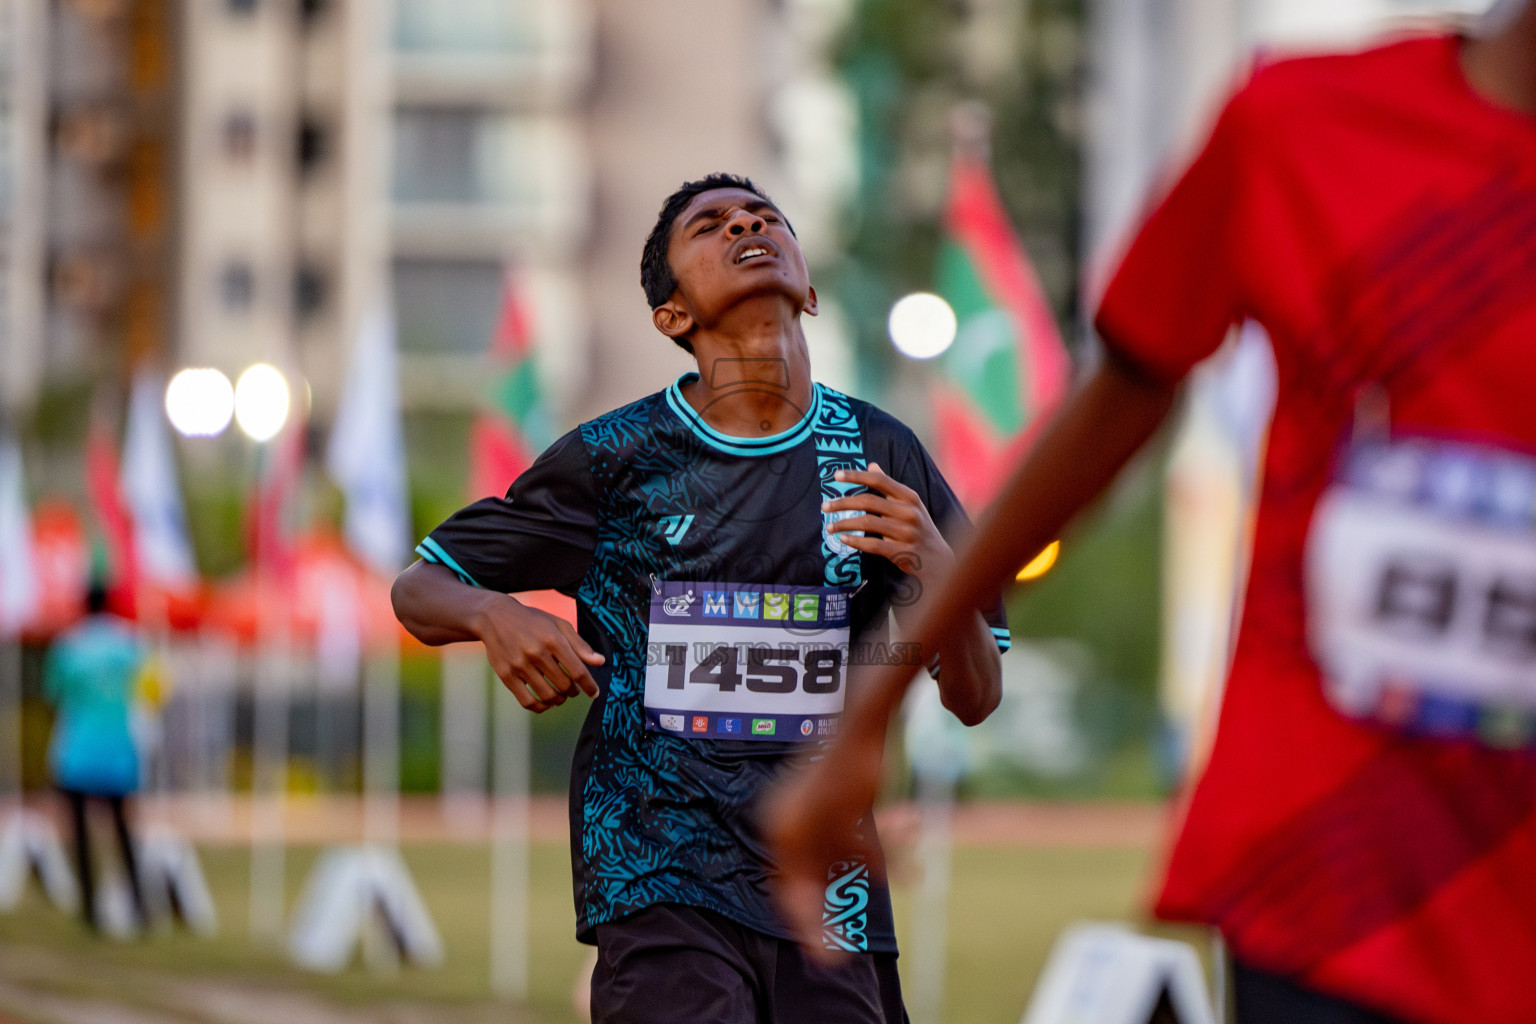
[0,0,856,438]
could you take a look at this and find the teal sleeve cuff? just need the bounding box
[415,537,483,589]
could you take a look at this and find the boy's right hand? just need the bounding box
[473,594,604,712]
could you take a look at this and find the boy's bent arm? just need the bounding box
[392,560,498,646]
[887,545,1001,726]
[926,607,1002,726]
[392,560,604,712]
[766,351,1179,953]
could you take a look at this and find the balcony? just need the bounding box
[390,109,588,260]
[391,0,592,108]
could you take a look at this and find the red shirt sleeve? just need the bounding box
[1094,79,1262,384]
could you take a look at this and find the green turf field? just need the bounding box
[0,840,1211,1024]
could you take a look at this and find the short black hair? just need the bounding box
[640,173,793,354]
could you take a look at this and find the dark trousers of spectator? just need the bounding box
[60,788,147,932]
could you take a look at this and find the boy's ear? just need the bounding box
[802,285,819,317]
[652,297,695,341]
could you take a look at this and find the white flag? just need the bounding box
[0,435,39,636]
[121,371,199,589]
[327,306,409,575]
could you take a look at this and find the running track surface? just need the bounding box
[2,795,1167,848]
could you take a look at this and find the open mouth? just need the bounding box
[734,244,774,264]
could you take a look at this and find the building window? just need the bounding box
[294,264,326,320]
[392,108,478,203]
[223,110,257,162]
[220,262,255,312]
[393,258,502,354]
[392,107,533,205]
[296,115,328,176]
[394,0,532,54]
[51,254,114,309]
[55,109,125,164]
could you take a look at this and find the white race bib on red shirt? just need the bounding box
[1305,438,1536,747]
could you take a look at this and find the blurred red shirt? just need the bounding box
[1097,33,1536,1024]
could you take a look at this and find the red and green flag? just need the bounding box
[84,407,136,594]
[248,414,306,581]
[932,143,1071,510]
[469,269,551,500]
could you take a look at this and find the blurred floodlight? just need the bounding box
[888,292,957,360]
[1016,540,1060,581]
[234,363,291,442]
[165,368,235,438]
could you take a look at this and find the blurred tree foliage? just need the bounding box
[828,0,1084,389]
[830,0,1169,795]
[404,409,474,543]
[992,449,1170,798]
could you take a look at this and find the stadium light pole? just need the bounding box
[235,362,293,944]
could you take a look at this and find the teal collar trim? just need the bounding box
[664,373,822,457]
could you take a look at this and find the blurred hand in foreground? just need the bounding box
[765,354,1177,955]
[762,700,891,959]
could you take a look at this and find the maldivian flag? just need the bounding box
[468,269,551,500]
[932,145,1071,510]
[84,407,137,592]
[248,414,306,581]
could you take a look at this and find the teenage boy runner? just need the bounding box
[393,173,1007,1023]
[768,9,1536,1024]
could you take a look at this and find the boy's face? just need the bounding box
[661,187,814,330]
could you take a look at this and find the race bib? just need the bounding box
[1305,439,1536,747]
[644,581,851,742]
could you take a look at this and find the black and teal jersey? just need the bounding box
[417,374,1009,953]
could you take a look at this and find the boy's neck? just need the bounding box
[682,322,815,438]
[1462,3,1536,116]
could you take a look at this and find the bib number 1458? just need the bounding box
[664,644,843,695]
[644,580,851,740]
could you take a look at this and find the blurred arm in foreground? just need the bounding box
[825,462,1003,726]
[771,6,1536,991]
[765,350,1177,952]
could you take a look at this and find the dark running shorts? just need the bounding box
[591,904,909,1024]
[1232,958,1407,1024]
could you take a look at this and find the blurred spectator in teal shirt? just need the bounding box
[44,584,149,933]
